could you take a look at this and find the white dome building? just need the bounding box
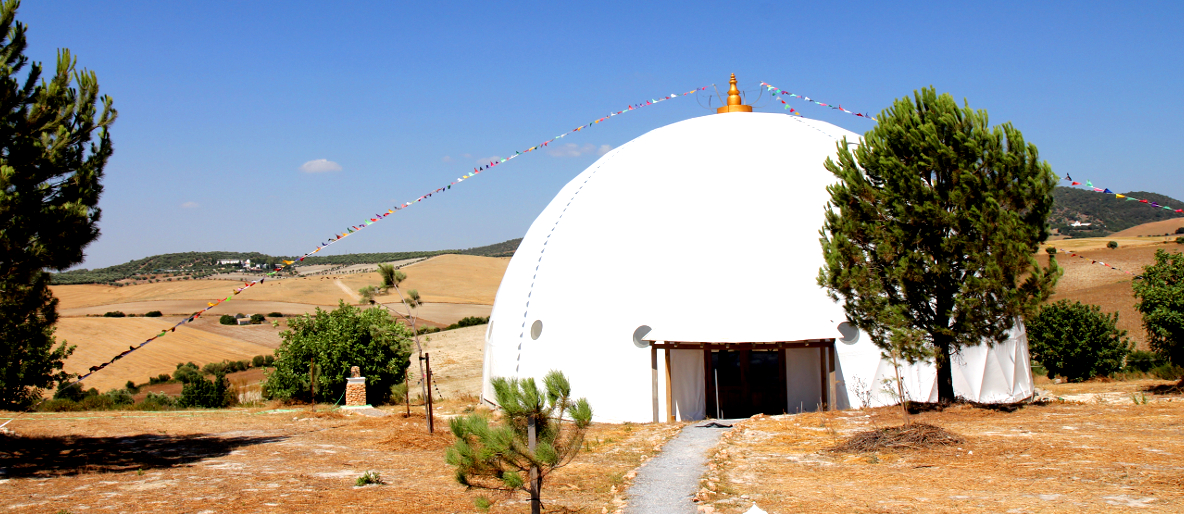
[482,78,1033,423]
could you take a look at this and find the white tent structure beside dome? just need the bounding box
[481,81,1034,423]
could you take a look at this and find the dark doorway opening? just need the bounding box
[709,349,787,418]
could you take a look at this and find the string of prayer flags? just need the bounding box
[1055,250,1140,278]
[63,84,711,388]
[760,82,877,121]
[1061,176,1184,216]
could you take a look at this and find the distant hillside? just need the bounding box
[1050,187,1184,237]
[50,239,524,285]
[459,238,521,258]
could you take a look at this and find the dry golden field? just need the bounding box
[1110,217,1184,238]
[46,255,507,393]
[54,317,275,393]
[1038,239,1183,349]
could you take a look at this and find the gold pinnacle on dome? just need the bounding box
[716,73,753,113]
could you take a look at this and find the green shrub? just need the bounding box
[267,312,283,318]
[1126,350,1165,373]
[264,301,412,404]
[1176,236,1184,245]
[264,355,275,366]
[79,394,115,410]
[125,380,138,393]
[202,361,227,375]
[1027,300,1133,382]
[250,313,265,324]
[252,355,266,367]
[103,311,126,318]
[219,314,235,325]
[390,382,408,404]
[148,373,171,384]
[1176,227,1184,235]
[173,363,202,384]
[178,372,233,408]
[356,470,383,486]
[103,389,134,406]
[1107,241,1118,249]
[38,398,82,412]
[1151,364,1184,380]
[1045,246,1057,254]
[135,392,177,410]
[445,316,490,331]
[1132,249,1184,365]
[144,310,163,317]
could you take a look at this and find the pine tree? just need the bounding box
[0,0,116,409]
[819,86,1059,403]
[446,371,592,513]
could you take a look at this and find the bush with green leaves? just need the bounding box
[1107,241,1119,249]
[1132,249,1184,366]
[252,355,267,367]
[178,372,233,408]
[250,313,265,324]
[144,310,162,317]
[1125,350,1164,373]
[103,388,134,406]
[219,314,235,325]
[263,301,412,404]
[1177,236,1184,245]
[103,311,126,318]
[148,373,171,385]
[1027,300,1133,382]
[267,312,283,318]
[173,362,202,384]
[446,316,490,331]
[135,391,176,410]
[446,371,592,513]
[1176,227,1184,235]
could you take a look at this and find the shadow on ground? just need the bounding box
[0,433,286,477]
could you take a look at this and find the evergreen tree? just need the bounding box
[446,371,592,514]
[1132,250,1184,367]
[0,0,116,409]
[819,87,1059,403]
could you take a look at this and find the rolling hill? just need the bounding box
[1050,187,1184,237]
[50,238,524,285]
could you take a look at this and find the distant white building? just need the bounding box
[1070,221,1092,227]
[217,259,251,266]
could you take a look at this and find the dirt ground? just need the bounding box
[696,380,1184,514]
[0,405,681,514]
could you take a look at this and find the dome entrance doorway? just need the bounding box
[646,339,837,422]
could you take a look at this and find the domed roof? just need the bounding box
[483,111,866,420]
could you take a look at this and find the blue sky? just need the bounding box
[19,1,1184,269]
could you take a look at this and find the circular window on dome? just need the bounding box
[530,320,543,340]
[632,325,652,348]
[837,321,860,345]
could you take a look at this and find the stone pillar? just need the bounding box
[345,366,367,406]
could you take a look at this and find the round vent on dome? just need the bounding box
[632,325,652,348]
[837,321,860,345]
[530,320,543,340]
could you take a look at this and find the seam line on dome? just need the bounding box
[514,148,624,374]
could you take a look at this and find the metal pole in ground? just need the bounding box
[528,414,540,514]
[425,352,434,434]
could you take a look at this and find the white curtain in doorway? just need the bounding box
[669,349,705,421]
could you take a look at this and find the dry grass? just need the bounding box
[1037,244,1184,349]
[1110,218,1184,238]
[374,254,510,305]
[829,423,963,453]
[697,381,1184,513]
[0,403,681,514]
[54,317,274,392]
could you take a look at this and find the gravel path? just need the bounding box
[624,421,734,514]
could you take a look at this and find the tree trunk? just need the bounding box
[933,336,955,404]
[528,415,541,514]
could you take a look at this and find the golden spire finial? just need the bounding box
[717,73,753,113]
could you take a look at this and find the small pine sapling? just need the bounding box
[446,370,592,514]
